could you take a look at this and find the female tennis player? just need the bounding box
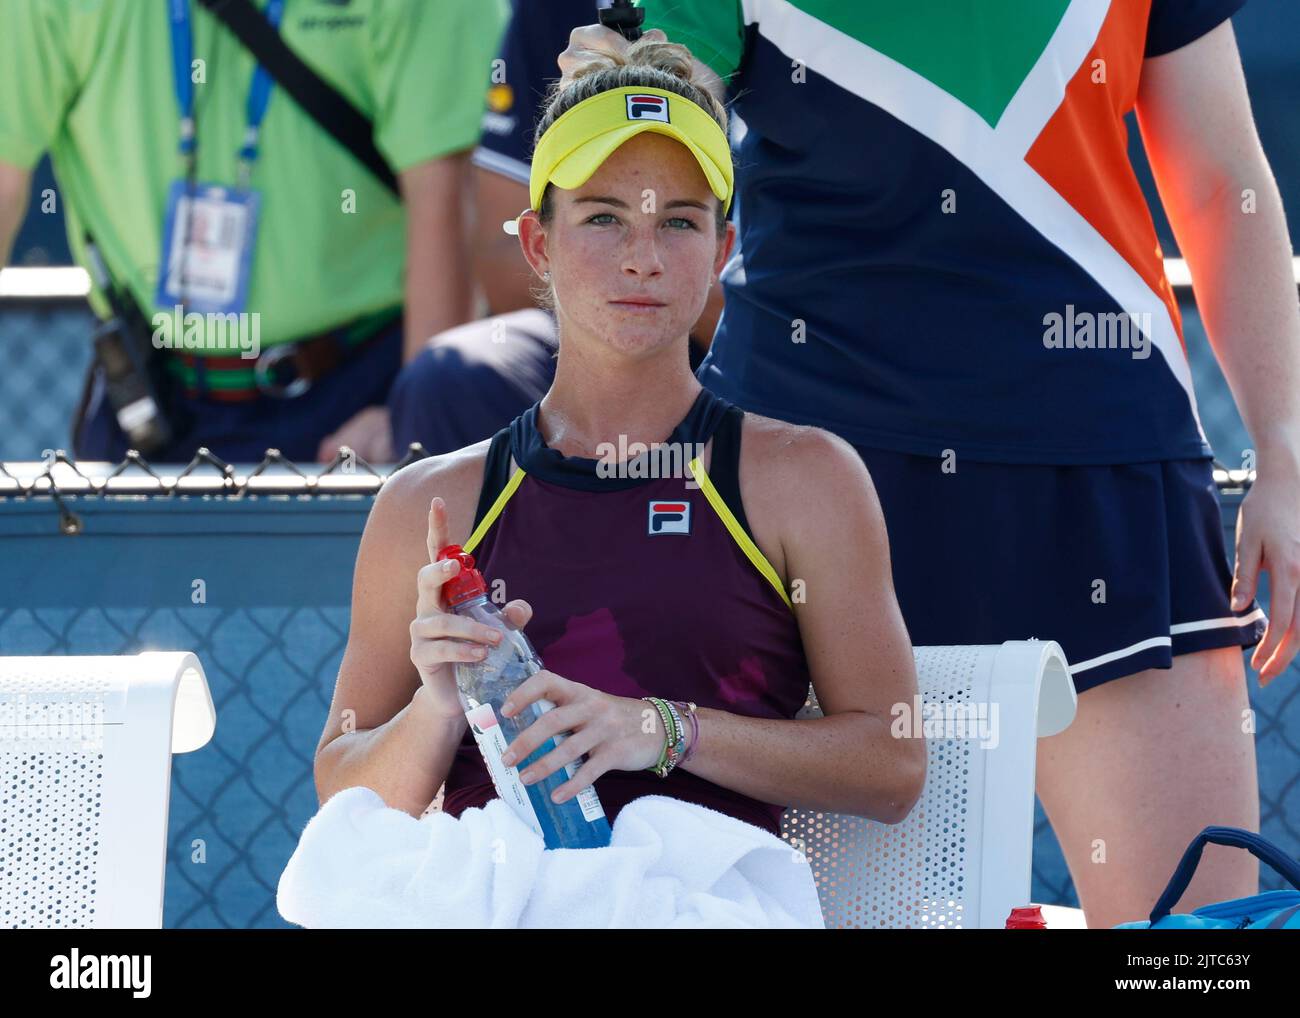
[314,41,923,845]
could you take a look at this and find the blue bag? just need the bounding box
[1114,826,1300,929]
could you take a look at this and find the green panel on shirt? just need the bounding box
[0,0,507,350]
[794,0,1070,126]
[639,0,1071,126]
[636,0,746,82]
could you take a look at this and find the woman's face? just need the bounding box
[523,131,735,360]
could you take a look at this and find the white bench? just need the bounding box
[0,652,215,928]
[782,641,1083,928]
[1,643,1084,928]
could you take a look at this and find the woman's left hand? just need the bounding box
[1232,468,1300,685]
[497,670,671,803]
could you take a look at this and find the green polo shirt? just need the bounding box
[0,0,506,350]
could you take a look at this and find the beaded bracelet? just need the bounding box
[642,697,675,775]
[674,701,700,764]
[664,698,684,746]
[663,702,687,775]
[642,696,686,778]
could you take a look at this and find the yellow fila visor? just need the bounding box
[529,86,733,215]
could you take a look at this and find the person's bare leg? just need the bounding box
[1034,646,1259,929]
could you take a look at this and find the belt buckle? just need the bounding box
[254,343,312,399]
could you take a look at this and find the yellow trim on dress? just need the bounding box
[688,456,793,612]
[465,466,527,554]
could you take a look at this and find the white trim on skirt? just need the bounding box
[1068,607,1268,675]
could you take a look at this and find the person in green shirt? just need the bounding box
[0,0,507,464]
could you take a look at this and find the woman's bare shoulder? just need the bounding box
[736,411,867,492]
[370,438,494,553]
[733,412,879,583]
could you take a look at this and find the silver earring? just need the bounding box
[542,271,551,281]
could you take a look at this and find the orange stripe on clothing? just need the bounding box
[1025,0,1185,353]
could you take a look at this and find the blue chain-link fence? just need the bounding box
[0,301,94,460]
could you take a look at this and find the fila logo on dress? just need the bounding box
[626,94,670,122]
[648,500,690,535]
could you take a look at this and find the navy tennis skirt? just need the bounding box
[853,448,1267,694]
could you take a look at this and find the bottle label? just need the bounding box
[551,725,607,823]
[464,701,544,839]
[573,782,607,824]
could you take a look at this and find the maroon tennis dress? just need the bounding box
[439,387,813,836]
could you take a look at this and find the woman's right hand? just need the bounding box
[411,496,533,721]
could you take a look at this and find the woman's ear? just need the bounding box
[714,220,737,279]
[517,210,550,281]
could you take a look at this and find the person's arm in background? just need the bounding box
[0,1,88,265]
[1137,19,1300,683]
[0,161,31,266]
[466,0,550,316]
[401,152,474,356]
[372,0,508,360]
[473,164,536,315]
[317,0,508,463]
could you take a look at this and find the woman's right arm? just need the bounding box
[313,451,488,817]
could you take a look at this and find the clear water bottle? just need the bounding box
[436,544,612,850]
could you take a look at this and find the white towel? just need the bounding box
[277,786,826,929]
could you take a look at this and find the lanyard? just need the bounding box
[168,0,285,185]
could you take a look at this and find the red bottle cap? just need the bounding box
[436,544,488,608]
[1005,905,1047,929]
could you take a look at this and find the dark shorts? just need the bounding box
[74,317,404,464]
[852,448,1267,693]
[388,309,560,456]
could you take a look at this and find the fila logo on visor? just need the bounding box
[626,94,670,123]
[648,500,690,535]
